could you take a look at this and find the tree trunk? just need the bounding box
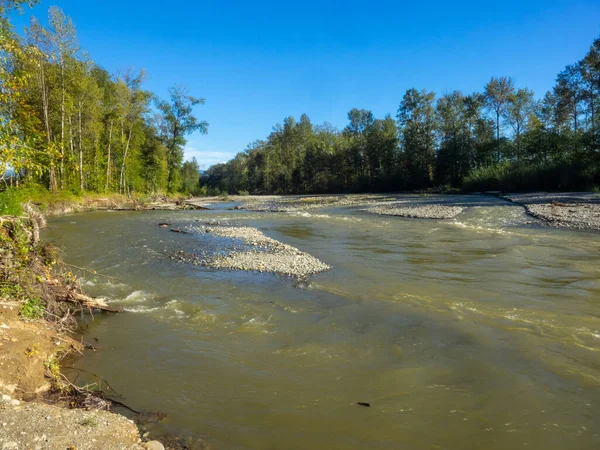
[119,126,133,194]
[60,57,65,190]
[78,101,84,192]
[105,120,113,193]
[39,62,57,193]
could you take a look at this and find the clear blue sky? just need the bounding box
[11,0,600,169]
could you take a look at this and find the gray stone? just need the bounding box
[143,441,165,450]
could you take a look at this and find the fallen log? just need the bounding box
[63,292,123,313]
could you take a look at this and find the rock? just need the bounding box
[10,399,20,406]
[1,394,11,402]
[143,441,165,450]
[2,443,18,450]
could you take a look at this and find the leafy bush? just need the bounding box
[462,158,600,192]
[19,297,45,320]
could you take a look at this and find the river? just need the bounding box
[43,195,600,450]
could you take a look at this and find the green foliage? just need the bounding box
[180,157,201,195]
[0,281,24,299]
[1,4,207,197]
[0,189,23,215]
[156,86,208,192]
[19,297,45,319]
[44,354,62,386]
[463,159,599,192]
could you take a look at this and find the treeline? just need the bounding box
[0,0,207,195]
[202,37,600,195]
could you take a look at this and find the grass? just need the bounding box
[78,417,98,427]
[0,189,24,215]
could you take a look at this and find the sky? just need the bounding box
[10,0,600,169]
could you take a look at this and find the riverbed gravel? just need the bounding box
[0,399,147,450]
[504,192,600,231]
[236,194,396,212]
[366,203,465,219]
[172,224,331,278]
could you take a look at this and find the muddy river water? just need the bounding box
[44,195,600,450]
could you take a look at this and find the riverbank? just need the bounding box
[0,212,168,450]
[1,188,205,218]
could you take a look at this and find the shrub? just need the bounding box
[462,158,599,192]
[19,297,45,320]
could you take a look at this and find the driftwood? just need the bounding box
[61,292,123,313]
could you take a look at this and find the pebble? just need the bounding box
[143,441,165,450]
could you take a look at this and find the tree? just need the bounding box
[505,88,537,160]
[156,86,208,192]
[180,157,200,194]
[397,89,436,188]
[484,76,515,160]
[47,6,78,189]
[579,37,600,151]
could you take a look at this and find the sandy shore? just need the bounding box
[504,192,600,231]
[171,223,331,278]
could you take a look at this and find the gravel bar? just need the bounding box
[504,192,600,231]
[366,203,465,219]
[173,224,331,278]
[236,194,396,213]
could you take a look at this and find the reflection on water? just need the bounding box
[44,195,600,450]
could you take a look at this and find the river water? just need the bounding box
[43,195,600,450]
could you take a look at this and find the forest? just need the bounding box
[1,0,599,199]
[202,38,600,195]
[0,0,207,197]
